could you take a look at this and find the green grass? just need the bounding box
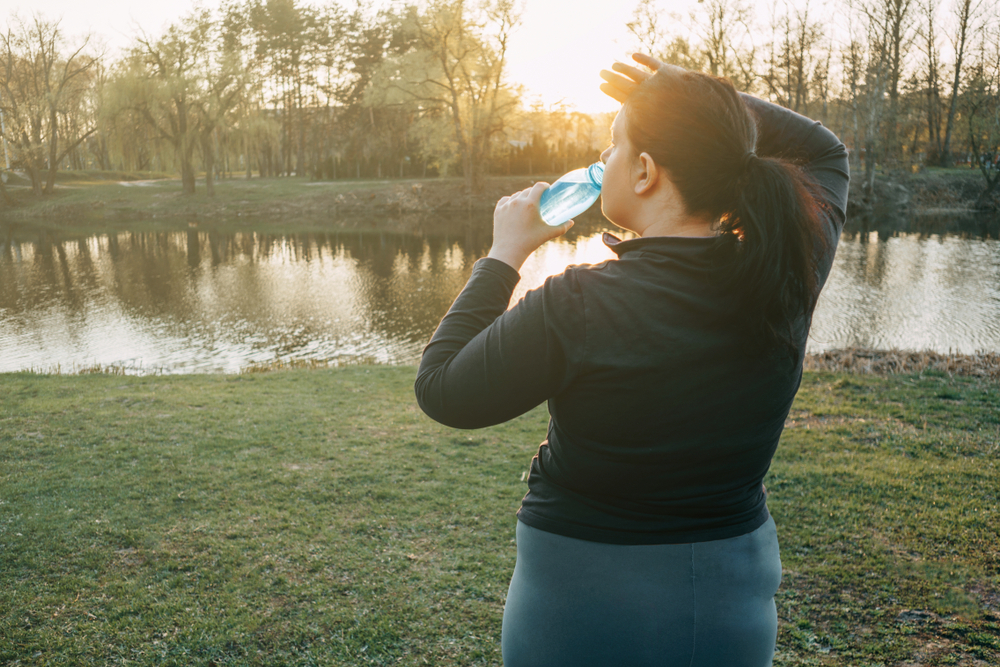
[0,172,564,229]
[2,175,404,224]
[1,367,997,666]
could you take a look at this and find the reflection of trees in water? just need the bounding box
[859,230,890,287]
[813,231,1000,351]
[4,220,992,368]
[846,209,1000,240]
[821,236,891,348]
[0,226,499,366]
[332,228,492,347]
[0,229,99,319]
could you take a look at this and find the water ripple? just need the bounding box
[1,227,998,373]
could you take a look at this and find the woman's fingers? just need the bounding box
[611,61,653,84]
[599,70,636,103]
[599,82,628,103]
[631,52,688,78]
[631,52,667,71]
[527,181,549,202]
[488,182,561,270]
[601,57,664,103]
[600,54,689,105]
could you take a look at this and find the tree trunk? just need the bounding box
[941,0,973,167]
[244,132,252,179]
[180,148,196,195]
[885,0,908,169]
[204,139,215,197]
[974,168,1000,209]
[462,150,474,194]
[26,160,43,197]
[864,139,877,203]
[296,83,305,177]
[0,173,13,207]
[926,83,939,159]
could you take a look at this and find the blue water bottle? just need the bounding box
[539,162,605,226]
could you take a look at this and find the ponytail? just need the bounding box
[719,155,825,362]
[624,69,825,363]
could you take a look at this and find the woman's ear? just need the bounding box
[634,152,660,195]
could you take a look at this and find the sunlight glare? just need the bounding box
[510,232,623,306]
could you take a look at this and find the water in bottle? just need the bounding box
[539,162,605,226]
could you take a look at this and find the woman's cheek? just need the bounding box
[600,172,622,223]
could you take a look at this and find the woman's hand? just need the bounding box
[599,53,685,103]
[487,182,573,272]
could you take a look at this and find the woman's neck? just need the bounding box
[630,200,717,238]
[639,216,717,238]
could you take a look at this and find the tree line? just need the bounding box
[629,0,1000,207]
[2,0,1000,207]
[0,0,606,202]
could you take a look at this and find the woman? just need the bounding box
[414,54,849,667]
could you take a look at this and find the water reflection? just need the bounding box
[810,231,1000,352]
[0,227,497,373]
[1,221,999,374]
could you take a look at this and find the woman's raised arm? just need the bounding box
[601,54,850,242]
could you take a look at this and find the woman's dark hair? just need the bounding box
[623,68,826,363]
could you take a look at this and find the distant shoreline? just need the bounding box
[0,172,559,231]
[804,348,1000,381]
[6,348,998,379]
[2,167,999,231]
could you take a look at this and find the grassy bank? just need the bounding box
[1,367,998,666]
[847,166,1000,219]
[0,171,556,230]
[4,167,998,231]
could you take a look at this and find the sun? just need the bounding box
[504,1,639,114]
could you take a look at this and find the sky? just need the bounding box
[13,0,686,114]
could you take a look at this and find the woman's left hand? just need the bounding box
[487,182,574,272]
[599,53,686,103]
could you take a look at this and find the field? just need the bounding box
[4,167,997,232]
[0,171,557,230]
[1,366,998,666]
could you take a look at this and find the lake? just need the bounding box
[2,216,999,374]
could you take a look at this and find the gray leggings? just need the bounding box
[501,517,782,667]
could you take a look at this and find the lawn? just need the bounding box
[0,170,562,229]
[1,367,998,666]
[1,172,405,227]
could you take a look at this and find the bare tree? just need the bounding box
[626,0,666,56]
[384,0,521,193]
[0,15,99,196]
[624,1,705,71]
[941,0,984,165]
[843,1,893,202]
[963,20,1000,207]
[843,37,866,169]
[917,0,944,162]
[882,0,917,165]
[188,10,246,196]
[124,15,219,195]
[692,0,758,91]
[763,2,825,112]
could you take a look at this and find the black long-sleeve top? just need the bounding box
[414,94,850,545]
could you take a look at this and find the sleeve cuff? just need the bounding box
[474,257,522,287]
